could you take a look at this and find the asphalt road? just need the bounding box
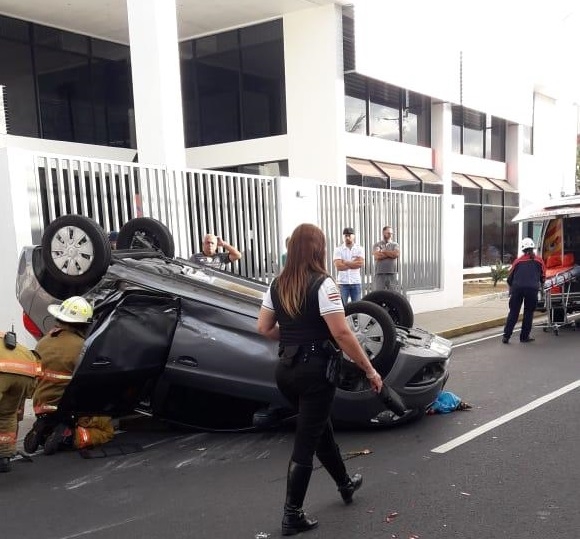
[2,326,580,539]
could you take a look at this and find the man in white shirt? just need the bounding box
[333,227,365,304]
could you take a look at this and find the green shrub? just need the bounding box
[490,261,510,287]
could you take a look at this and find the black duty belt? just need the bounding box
[278,340,340,366]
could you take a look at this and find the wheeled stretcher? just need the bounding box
[537,264,580,335]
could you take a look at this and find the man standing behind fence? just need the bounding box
[333,227,365,304]
[190,234,242,270]
[372,225,400,291]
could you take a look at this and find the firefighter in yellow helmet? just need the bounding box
[24,296,114,456]
[0,330,40,472]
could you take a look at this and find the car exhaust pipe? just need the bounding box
[378,386,408,416]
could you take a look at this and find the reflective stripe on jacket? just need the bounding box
[0,343,41,378]
[0,358,40,378]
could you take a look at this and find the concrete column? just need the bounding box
[430,101,463,307]
[431,101,453,195]
[126,0,185,168]
[505,123,522,190]
[283,5,345,184]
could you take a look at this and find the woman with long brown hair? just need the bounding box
[257,223,383,536]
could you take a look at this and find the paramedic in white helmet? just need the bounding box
[24,296,114,456]
[501,238,546,344]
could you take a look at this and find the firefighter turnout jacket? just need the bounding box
[32,325,114,450]
[33,326,85,416]
[0,336,39,457]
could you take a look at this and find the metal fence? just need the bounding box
[31,153,441,290]
[317,184,442,292]
[32,154,281,282]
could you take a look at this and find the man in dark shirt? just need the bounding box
[502,237,546,344]
[189,234,242,270]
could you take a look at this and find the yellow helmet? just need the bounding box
[47,296,93,324]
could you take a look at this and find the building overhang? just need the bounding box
[0,0,353,44]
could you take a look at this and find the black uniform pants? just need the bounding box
[503,287,538,340]
[275,354,338,467]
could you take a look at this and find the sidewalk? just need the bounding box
[414,290,510,339]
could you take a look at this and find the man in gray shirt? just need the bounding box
[372,225,400,291]
[189,233,242,270]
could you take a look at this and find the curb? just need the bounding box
[437,312,546,340]
[462,291,509,305]
[437,317,506,339]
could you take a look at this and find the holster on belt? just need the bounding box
[278,345,301,366]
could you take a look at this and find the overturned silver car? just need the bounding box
[16,215,451,430]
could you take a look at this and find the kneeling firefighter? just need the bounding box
[0,329,40,472]
[24,296,114,455]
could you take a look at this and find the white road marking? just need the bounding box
[453,330,517,348]
[431,379,580,454]
[57,516,144,538]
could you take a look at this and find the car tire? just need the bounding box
[362,290,414,328]
[344,300,398,376]
[117,217,175,257]
[41,215,111,288]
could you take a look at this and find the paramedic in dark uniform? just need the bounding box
[257,223,383,536]
[0,331,39,472]
[502,237,546,344]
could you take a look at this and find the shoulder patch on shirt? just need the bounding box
[323,279,342,305]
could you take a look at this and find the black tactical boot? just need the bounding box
[24,416,55,453]
[337,474,363,504]
[43,423,74,456]
[282,461,318,536]
[0,457,11,472]
[317,443,363,504]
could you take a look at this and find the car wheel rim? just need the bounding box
[49,225,95,275]
[345,312,384,360]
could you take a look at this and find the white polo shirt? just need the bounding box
[333,243,364,284]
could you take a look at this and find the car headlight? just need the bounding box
[430,335,452,356]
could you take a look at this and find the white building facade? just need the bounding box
[0,0,578,333]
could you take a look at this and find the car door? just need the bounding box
[57,290,179,417]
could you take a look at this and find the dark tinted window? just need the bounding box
[35,48,93,142]
[0,15,30,42]
[240,20,285,140]
[342,6,355,71]
[489,116,506,161]
[345,73,367,134]
[92,54,134,147]
[504,192,519,207]
[503,207,519,263]
[369,81,400,141]
[196,31,240,145]
[346,75,430,146]
[182,20,286,147]
[34,25,89,54]
[452,105,506,162]
[464,205,482,267]
[481,206,503,265]
[462,108,485,158]
[0,16,134,147]
[0,39,38,136]
[404,91,431,147]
